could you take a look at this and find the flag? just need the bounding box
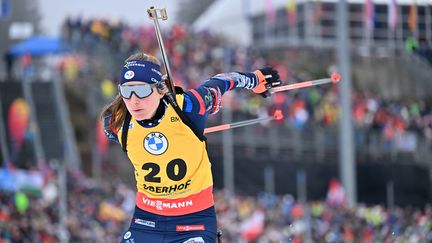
[0,0,10,18]
[388,0,398,31]
[265,0,276,26]
[326,178,347,207]
[312,0,323,23]
[240,210,265,241]
[408,0,417,33]
[286,0,297,26]
[364,0,375,30]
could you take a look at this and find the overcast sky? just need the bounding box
[38,0,179,35]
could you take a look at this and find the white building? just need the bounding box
[193,0,432,51]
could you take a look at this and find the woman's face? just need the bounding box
[121,81,163,120]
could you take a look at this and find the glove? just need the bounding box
[252,67,282,98]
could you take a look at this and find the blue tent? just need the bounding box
[9,36,70,57]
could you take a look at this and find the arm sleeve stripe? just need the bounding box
[189,89,206,115]
[183,94,193,112]
[228,80,235,91]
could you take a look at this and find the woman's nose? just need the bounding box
[130,93,141,103]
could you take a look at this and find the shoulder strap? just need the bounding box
[167,87,207,142]
[121,112,132,153]
[121,88,206,154]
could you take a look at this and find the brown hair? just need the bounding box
[100,53,167,132]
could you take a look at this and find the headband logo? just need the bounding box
[151,68,162,76]
[124,70,135,80]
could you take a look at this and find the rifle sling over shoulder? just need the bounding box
[121,87,206,153]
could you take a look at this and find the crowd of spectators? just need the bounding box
[2,16,432,242]
[0,169,431,242]
[59,16,432,153]
[0,168,134,242]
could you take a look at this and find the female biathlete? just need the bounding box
[101,52,281,243]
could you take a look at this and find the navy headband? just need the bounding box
[120,60,162,85]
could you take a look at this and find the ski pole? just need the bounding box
[147,6,177,98]
[270,72,341,94]
[204,110,283,134]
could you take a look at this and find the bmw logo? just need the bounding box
[144,132,168,155]
[124,70,135,80]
